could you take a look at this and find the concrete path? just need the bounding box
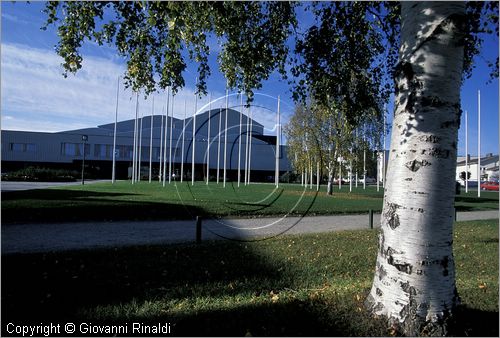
[2,211,497,254]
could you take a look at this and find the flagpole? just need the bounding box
[132,92,139,184]
[248,108,253,184]
[237,93,243,187]
[478,90,481,198]
[244,106,250,185]
[207,94,212,185]
[223,86,229,188]
[316,161,320,191]
[112,76,119,184]
[163,89,169,187]
[383,108,386,189]
[168,95,174,184]
[363,125,366,190]
[192,84,198,186]
[275,96,280,188]
[148,97,154,183]
[181,100,187,183]
[138,109,143,182]
[159,113,164,183]
[217,106,222,184]
[465,110,468,193]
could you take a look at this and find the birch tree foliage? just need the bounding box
[42,1,296,101]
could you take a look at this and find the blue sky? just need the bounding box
[1,1,498,156]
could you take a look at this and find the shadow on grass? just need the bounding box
[1,189,140,201]
[1,238,388,336]
[2,188,216,224]
[449,306,499,337]
[3,236,496,336]
[455,196,499,204]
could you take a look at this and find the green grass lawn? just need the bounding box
[1,181,497,224]
[2,220,498,336]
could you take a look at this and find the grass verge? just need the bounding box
[2,219,498,336]
[2,181,497,224]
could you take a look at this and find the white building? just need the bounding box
[456,153,499,185]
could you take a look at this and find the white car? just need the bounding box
[358,177,376,184]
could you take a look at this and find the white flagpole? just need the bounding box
[181,100,187,183]
[112,76,119,184]
[192,86,198,186]
[355,129,358,188]
[478,90,481,197]
[217,107,222,184]
[465,110,468,193]
[132,92,139,184]
[207,94,212,185]
[168,95,174,184]
[349,159,352,192]
[163,89,169,187]
[244,107,250,185]
[376,151,380,192]
[138,110,143,182]
[383,109,386,189]
[316,161,320,191]
[159,113,164,183]
[275,96,280,188]
[148,97,154,183]
[363,126,366,190]
[237,93,243,187]
[339,161,342,190]
[223,87,229,188]
[248,108,253,184]
[310,161,313,190]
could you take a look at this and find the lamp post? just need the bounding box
[81,135,88,185]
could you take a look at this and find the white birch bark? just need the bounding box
[366,2,466,335]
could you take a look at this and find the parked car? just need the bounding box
[358,177,376,184]
[480,181,499,191]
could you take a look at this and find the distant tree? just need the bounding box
[459,171,471,182]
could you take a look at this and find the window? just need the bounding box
[94,144,113,159]
[10,143,36,152]
[117,145,133,159]
[61,143,90,156]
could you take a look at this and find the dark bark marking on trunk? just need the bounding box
[405,177,413,181]
[385,246,413,274]
[376,288,383,297]
[400,281,417,296]
[384,202,401,230]
[441,255,449,277]
[378,263,387,281]
[410,207,424,213]
[405,159,431,172]
[427,148,450,158]
[388,257,413,275]
[418,135,441,143]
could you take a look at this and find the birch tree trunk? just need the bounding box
[366,2,465,336]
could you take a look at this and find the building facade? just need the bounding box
[2,108,291,182]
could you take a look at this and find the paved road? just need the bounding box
[2,211,497,254]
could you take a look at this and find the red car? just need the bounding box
[480,181,499,191]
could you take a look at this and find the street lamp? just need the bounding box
[81,135,88,185]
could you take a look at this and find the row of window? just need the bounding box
[60,143,181,160]
[9,143,36,152]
